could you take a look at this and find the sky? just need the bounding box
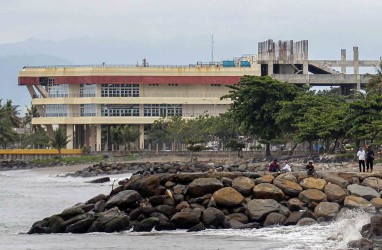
[0,0,382,109]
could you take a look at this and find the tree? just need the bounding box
[222,76,301,156]
[345,91,382,148]
[366,60,382,93]
[1,100,22,128]
[226,139,246,157]
[149,118,170,152]
[120,125,141,150]
[51,128,70,156]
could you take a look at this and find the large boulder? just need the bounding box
[347,184,380,200]
[324,183,347,203]
[187,178,224,197]
[105,190,141,209]
[273,178,302,197]
[90,207,130,233]
[275,173,298,183]
[344,195,373,210]
[232,176,255,196]
[314,202,340,219]
[226,213,249,224]
[202,207,225,228]
[132,217,159,232]
[247,199,280,221]
[371,197,382,210]
[255,175,274,184]
[362,177,382,192]
[284,210,317,226]
[299,177,326,191]
[212,187,245,207]
[253,183,284,201]
[124,175,160,197]
[298,189,327,204]
[66,217,95,233]
[288,198,305,211]
[170,211,201,229]
[263,212,286,227]
[322,174,349,189]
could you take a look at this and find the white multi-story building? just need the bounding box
[18,40,377,151]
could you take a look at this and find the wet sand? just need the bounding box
[30,164,91,174]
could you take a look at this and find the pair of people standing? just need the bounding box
[357,145,375,172]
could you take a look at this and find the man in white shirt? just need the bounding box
[281,160,292,172]
[357,147,366,172]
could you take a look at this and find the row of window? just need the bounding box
[45,104,183,117]
[101,84,140,97]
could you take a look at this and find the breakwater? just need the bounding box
[28,162,382,249]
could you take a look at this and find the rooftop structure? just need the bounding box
[18,40,380,151]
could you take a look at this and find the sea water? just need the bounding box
[0,169,371,250]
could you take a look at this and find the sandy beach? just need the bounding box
[30,163,92,174]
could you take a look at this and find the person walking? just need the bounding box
[366,145,375,172]
[356,146,366,172]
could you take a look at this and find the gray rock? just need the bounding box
[187,178,224,197]
[247,199,280,221]
[105,190,141,209]
[347,184,380,200]
[202,207,225,228]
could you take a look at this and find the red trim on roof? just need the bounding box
[18,76,242,85]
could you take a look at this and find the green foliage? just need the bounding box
[226,139,246,156]
[110,125,141,150]
[222,75,301,156]
[51,128,70,155]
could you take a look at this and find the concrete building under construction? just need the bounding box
[18,39,380,151]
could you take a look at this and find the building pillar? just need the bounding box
[139,124,145,150]
[96,125,101,151]
[341,49,347,74]
[66,124,74,149]
[266,39,274,76]
[353,46,360,90]
[89,125,96,151]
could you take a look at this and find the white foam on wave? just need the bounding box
[196,209,371,249]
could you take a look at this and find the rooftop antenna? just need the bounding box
[211,34,214,63]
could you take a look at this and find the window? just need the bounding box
[47,82,69,98]
[101,84,140,97]
[211,84,221,87]
[80,104,96,116]
[80,84,96,97]
[143,104,182,117]
[101,104,140,117]
[45,104,68,117]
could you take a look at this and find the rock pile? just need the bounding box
[0,160,62,171]
[28,170,382,235]
[0,160,28,171]
[66,161,352,178]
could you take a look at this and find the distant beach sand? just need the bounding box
[30,164,91,174]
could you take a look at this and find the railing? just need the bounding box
[34,112,222,118]
[32,93,226,99]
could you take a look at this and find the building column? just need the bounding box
[89,125,96,151]
[341,49,347,74]
[353,46,360,90]
[96,125,101,151]
[66,124,74,149]
[139,124,145,150]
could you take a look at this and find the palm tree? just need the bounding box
[2,100,22,128]
[366,60,382,93]
[51,128,70,156]
[24,104,41,133]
